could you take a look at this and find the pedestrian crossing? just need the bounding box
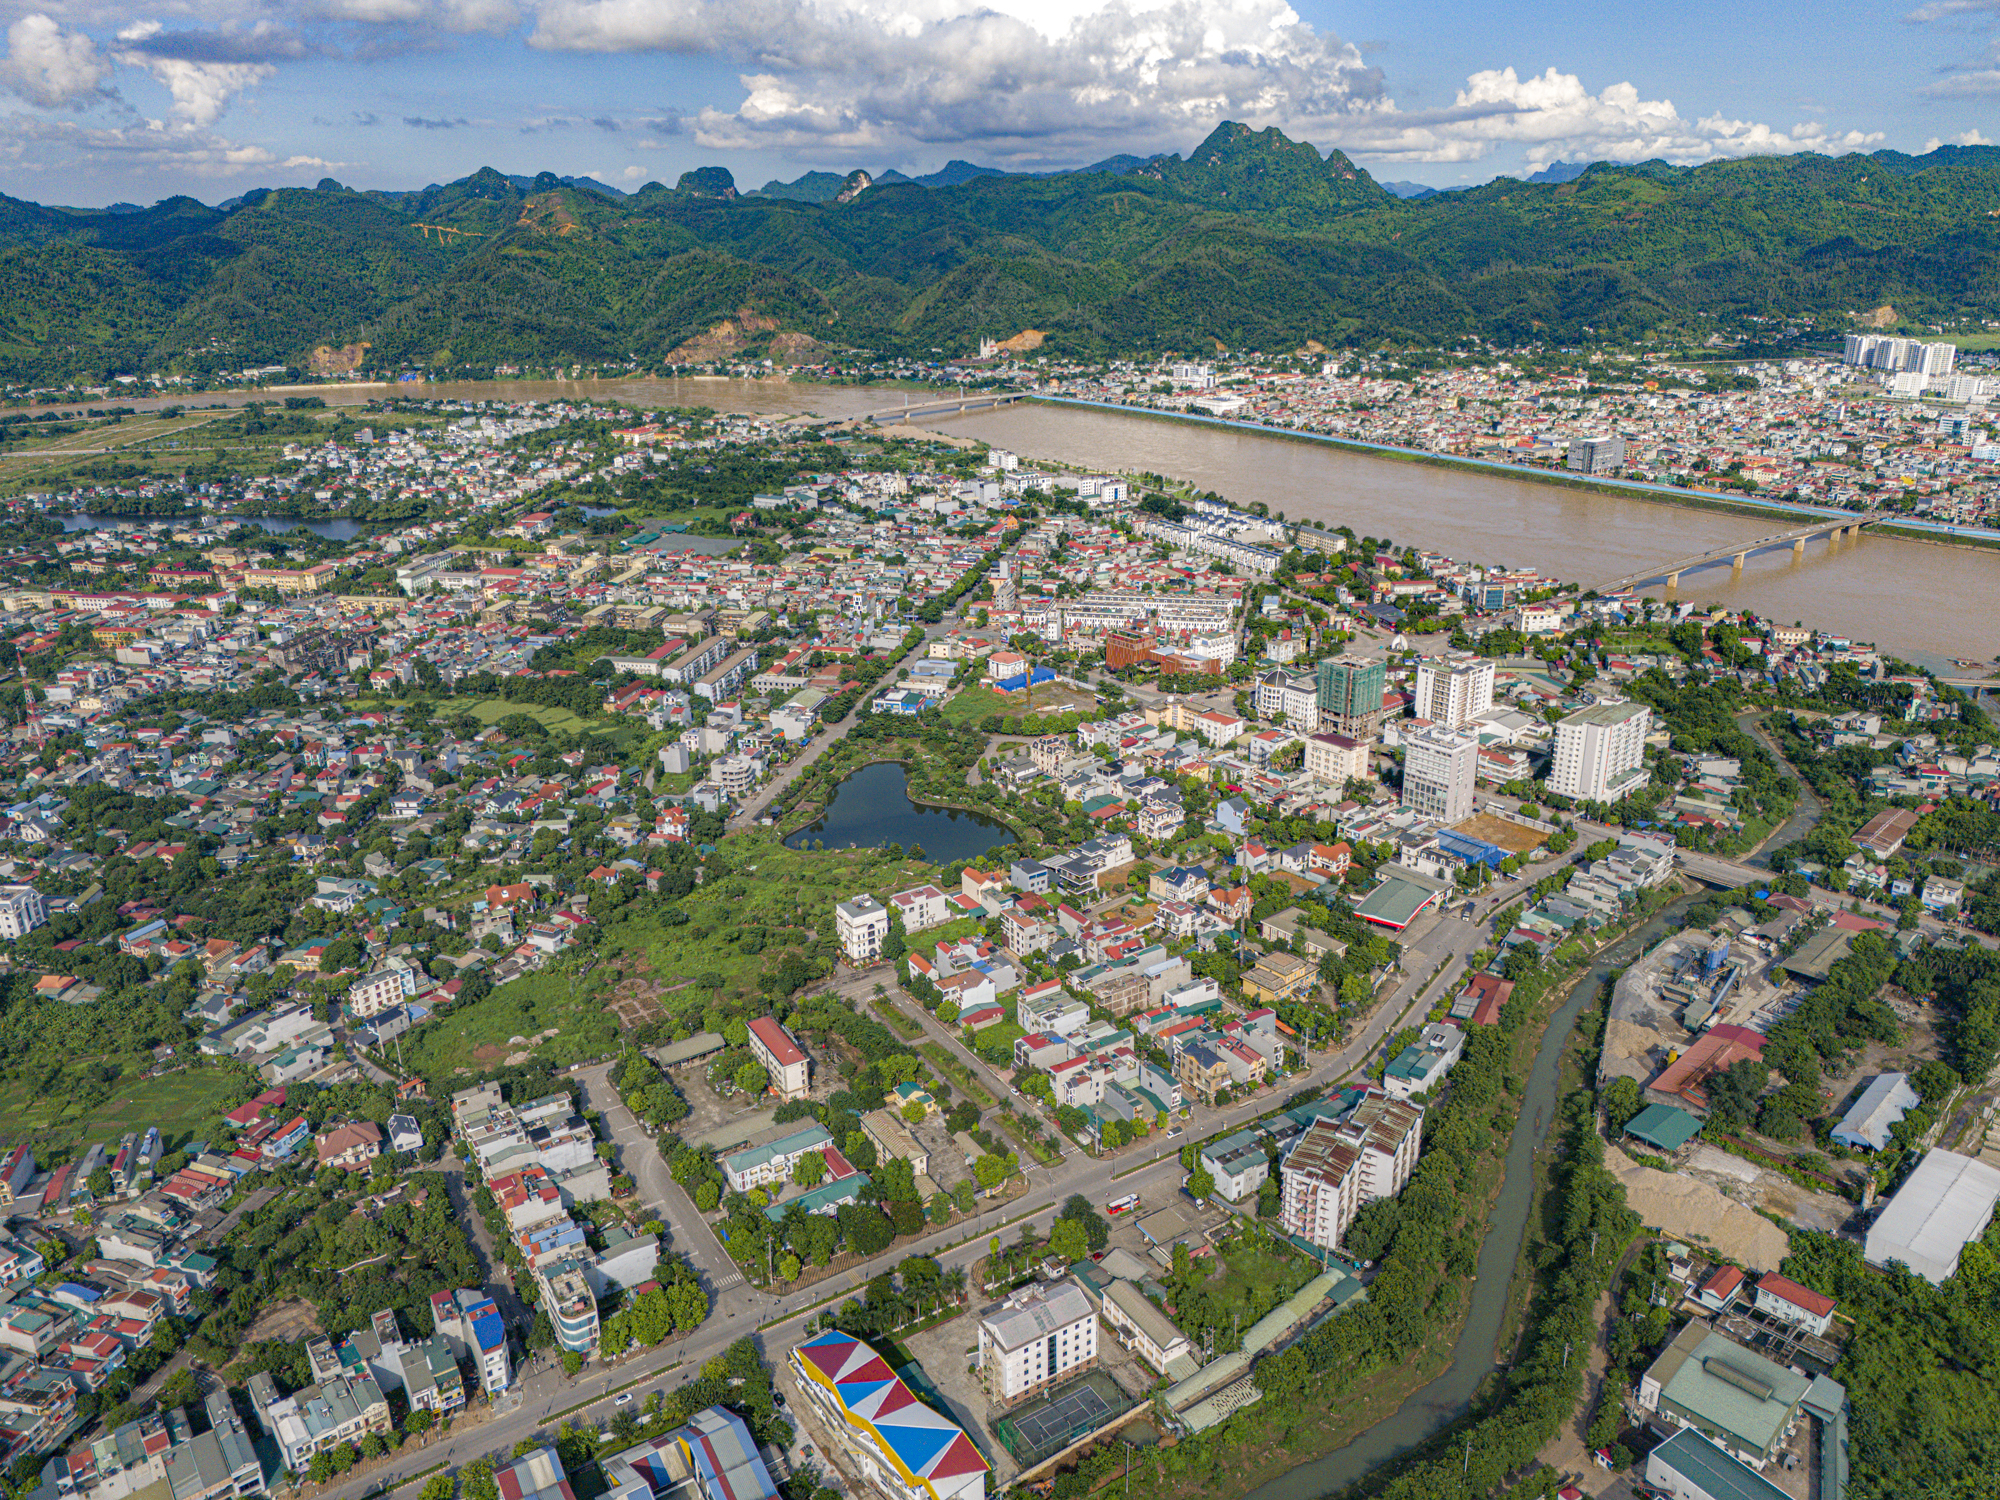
[711,1268,745,1292]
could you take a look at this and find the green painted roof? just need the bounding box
[1353,875,1440,929]
[1626,1103,1704,1153]
[1659,1330,1810,1461]
[1648,1429,1790,1500]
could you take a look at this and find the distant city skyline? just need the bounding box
[0,0,1995,204]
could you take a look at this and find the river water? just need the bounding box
[919,403,1997,673]
[1242,895,1697,1500]
[26,377,1995,666]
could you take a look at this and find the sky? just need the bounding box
[0,0,1998,205]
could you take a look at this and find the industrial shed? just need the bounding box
[1864,1149,2000,1284]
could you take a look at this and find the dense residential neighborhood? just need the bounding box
[0,385,1991,1500]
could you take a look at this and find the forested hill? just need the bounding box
[4,123,2000,384]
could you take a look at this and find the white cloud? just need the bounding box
[303,0,523,33]
[0,13,112,108]
[0,0,1900,182]
[1924,127,1994,147]
[529,0,1385,159]
[515,0,1883,170]
[1904,0,2000,21]
[0,110,345,175]
[115,54,275,125]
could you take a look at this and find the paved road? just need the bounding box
[437,1156,532,1329]
[572,1062,743,1297]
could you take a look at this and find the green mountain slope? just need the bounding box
[4,124,2000,382]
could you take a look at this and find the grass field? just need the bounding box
[352,694,643,746]
[1947,332,2000,351]
[400,968,622,1081]
[598,834,940,1007]
[939,682,1097,725]
[1208,1232,1315,1313]
[0,1067,246,1158]
[458,698,594,733]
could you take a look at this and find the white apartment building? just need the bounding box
[835,894,890,963]
[1401,725,1479,824]
[1256,671,1320,732]
[1279,1096,1424,1252]
[711,754,760,799]
[1304,731,1371,787]
[977,1281,1098,1406]
[347,963,417,1019]
[1843,334,1956,378]
[747,1017,810,1101]
[1411,657,1495,729]
[888,884,952,932]
[1549,700,1652,803]
[0,885,46,940]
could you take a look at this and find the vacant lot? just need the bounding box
[0,1067,247,1159]
[401,969,622,1081]
[1606,1144,1791,1272]
[1451,811,1549,856]
[941,682,1097,725]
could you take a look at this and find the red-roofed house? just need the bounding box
[1461,973,1514,1027]
[1696,1264,1744,1314]
[1755,1273,1837,1337]
[747,1017,810,1101]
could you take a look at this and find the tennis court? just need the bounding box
[994,1371,1131,1463]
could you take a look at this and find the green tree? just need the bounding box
[1186,1166,1215,1201]
[1602,1075,1646,1135]
[734,1060,771,1095]
[1048,1217,1089,1263]
[793,1150,826,1188]
[461,1457,498,1500]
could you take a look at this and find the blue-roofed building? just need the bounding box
[791,1331,989,1500]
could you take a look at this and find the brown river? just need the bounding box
[34,374,1996,671]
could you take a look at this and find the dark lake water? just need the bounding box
[61,513,367,539]
[783,761,1014,863]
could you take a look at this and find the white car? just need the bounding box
[615,1393,633,1406]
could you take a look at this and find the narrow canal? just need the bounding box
[1245,893,1698,1500]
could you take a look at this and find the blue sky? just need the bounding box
[0,0,1996,205]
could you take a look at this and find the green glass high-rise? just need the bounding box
[1315,654,1386,737]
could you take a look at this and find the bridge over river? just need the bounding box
[1591,510,1889,594]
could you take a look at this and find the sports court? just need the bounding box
[994,1371,1131,1464]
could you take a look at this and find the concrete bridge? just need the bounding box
[862,391,1024,424]
[1591,510,1890,594]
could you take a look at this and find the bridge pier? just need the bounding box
[1792,537,1806,561]
[1732,551,1746,575]
[1664,571,1680,591]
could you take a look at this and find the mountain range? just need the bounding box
[2,122,1997,385]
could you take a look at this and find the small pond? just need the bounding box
[783,761,1014,864]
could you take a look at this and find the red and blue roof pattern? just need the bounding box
[794,1332,988,1493]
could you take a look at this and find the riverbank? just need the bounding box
[1093,895,1680,1500]
[1025,395,2000,554]
[1311,889,1693,1500]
